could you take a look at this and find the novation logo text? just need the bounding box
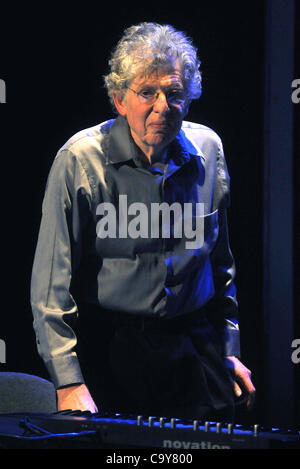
[163,439,230,449]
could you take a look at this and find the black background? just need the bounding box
[0,1,298,427]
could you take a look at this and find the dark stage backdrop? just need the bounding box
[294,0,300,427]
[0,2,297,426]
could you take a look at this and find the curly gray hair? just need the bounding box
[103,22,202,111]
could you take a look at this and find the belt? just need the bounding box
[111,307,208,332]
[78,302,209,331]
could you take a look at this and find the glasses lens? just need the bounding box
[167,90,186,105]
[139,90,156,103]
[135,88,186,106]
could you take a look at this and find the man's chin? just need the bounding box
[146,131,175,146]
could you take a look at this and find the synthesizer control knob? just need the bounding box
[170,418,176,429]
[137,415,143,426]
[253,424,259,436]
[204,421,210,432]
[148,416,154,427]
[193,420,199,431]
[227,423,234,434]
[159,417,165,428]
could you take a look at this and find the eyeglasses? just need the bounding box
[127,87,186,106]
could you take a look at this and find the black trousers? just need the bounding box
[75,303,235,422]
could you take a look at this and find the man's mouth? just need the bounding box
[149,122,170,129]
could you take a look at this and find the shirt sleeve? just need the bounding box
[209,208,241,357]
[209,138,241,358]
[30,148,93,389]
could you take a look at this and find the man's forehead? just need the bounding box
[132,62,183,87]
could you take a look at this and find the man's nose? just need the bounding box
[153,92,170,113]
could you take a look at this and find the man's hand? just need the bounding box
[225,356,256,410]
[56,384,98,413]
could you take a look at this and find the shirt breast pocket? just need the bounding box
[165,208,219,282]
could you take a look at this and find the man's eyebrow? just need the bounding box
[167,84,184,90]
[163,85,185,93]
[138,83,184,91]
[138,84,156,90]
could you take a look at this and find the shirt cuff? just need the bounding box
[45,354,85,389]
[223,321,241,357]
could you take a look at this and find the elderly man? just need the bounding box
[31,22,255,421]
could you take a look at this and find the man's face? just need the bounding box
[113,60,188,161]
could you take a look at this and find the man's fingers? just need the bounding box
[233,380,247,405]
[234,373,256,409]
[245,381,256,410]
[233,380,242,397]
[57,384,99,413]
[226,356,256,410]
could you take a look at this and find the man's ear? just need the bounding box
[183,99,190,118]
[112,92,127,116]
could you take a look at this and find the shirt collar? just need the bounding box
[107,115,141,166]
[106,114,204,168]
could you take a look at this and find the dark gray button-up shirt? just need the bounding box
[31,115,240,389]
